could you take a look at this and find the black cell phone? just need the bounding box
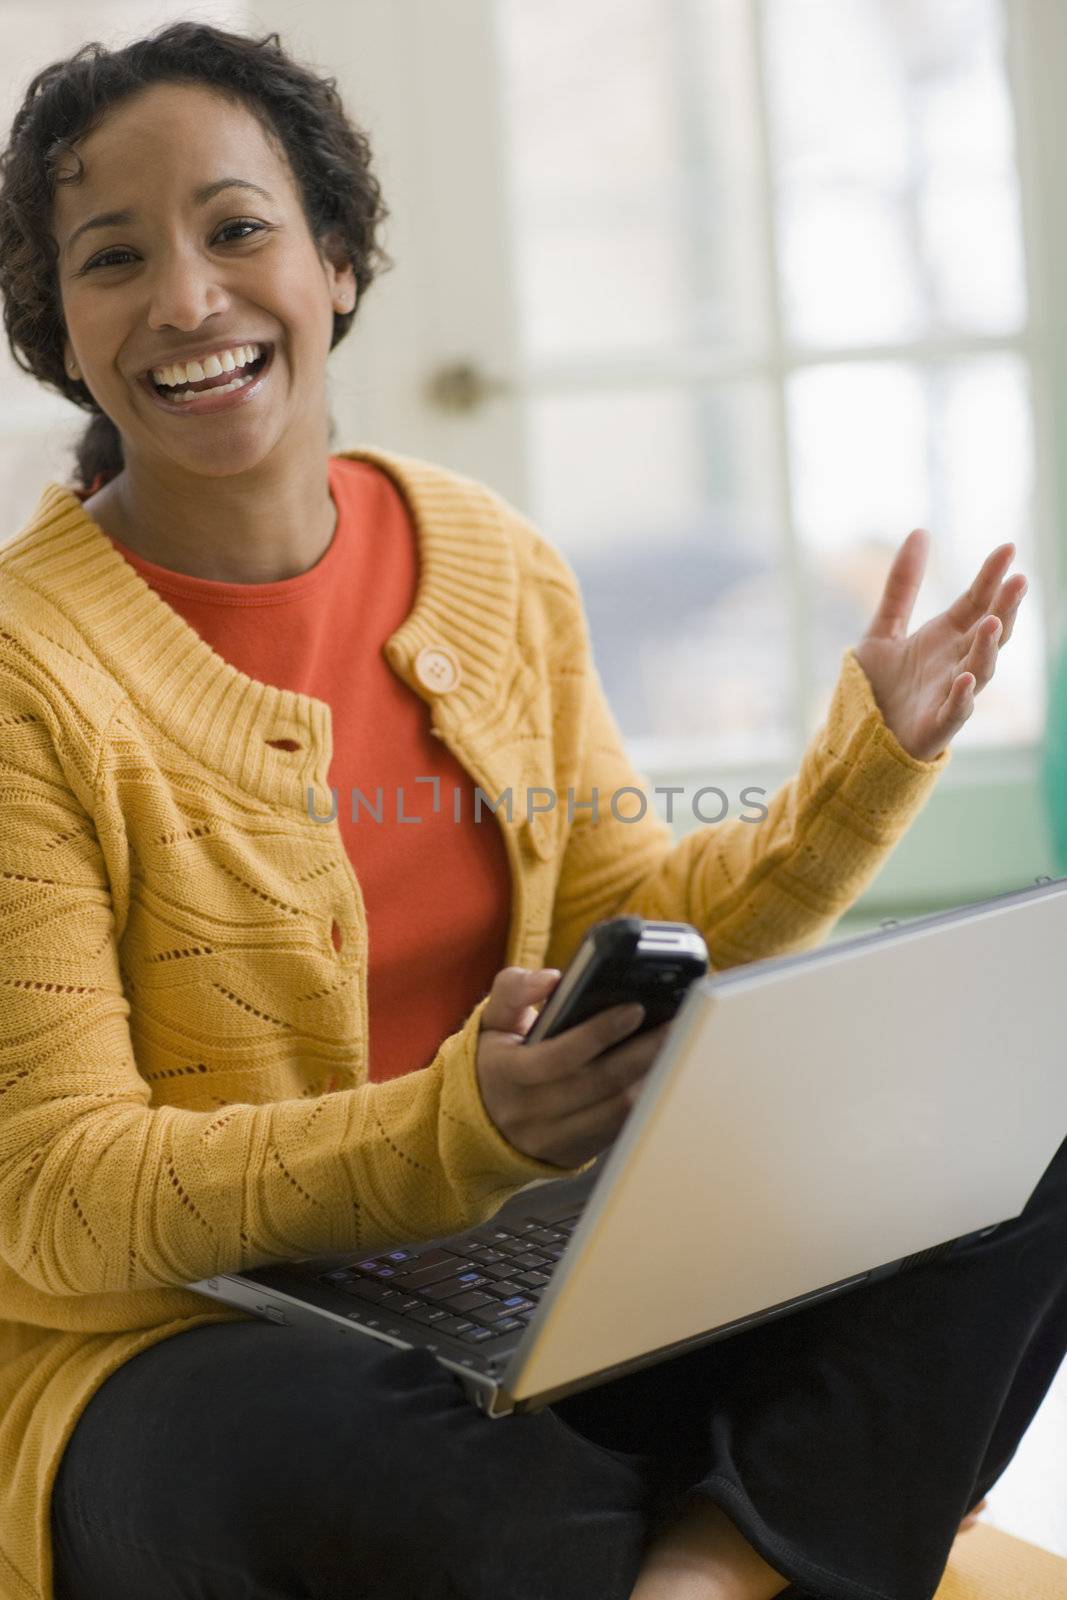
[523,916,709,1046]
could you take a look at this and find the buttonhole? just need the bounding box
[266,738,302,752]
[330,918,343,952]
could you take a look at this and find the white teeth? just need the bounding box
[165,366,263,403]
[150,342,262,387]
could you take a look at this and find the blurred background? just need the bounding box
[2,0,1065,1554]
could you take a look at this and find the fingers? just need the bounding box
[953,567,1027,699]
[988,571,1028,647]
[911,574,1020,755]
[961,613,1003,690]
[864,528,929,641]
[938,670,977,745]
[477,1003,671,1169]
[480,972,657,1088]
[562,1021,672,1116]
[514,995,669,1110]
[535,1020,672,1123]
[480,967,560,1035]
[534,1000,653,1084]
[945,543,1016,632]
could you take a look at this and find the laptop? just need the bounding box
[188,876,1067,1418]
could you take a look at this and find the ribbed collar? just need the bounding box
[0,445,520,809]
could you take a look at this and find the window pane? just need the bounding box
[521,382,794,762]
[497,0,1039,761]
[763,0,1026,345]
[496,0,769,364]
[789,355,1042,746]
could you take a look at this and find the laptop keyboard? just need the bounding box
[317,1212,583,1347]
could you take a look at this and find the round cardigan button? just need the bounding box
[414,644,461,694]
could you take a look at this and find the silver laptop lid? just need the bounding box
[504,879,1067,1402]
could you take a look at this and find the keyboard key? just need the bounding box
[405,1247,462,1269]
[489,1280,526,1296]
[476,1261,519,1281]
[393,1258,473,1289]
[337,1278,395,1303]
[481,1299,532,1321]
[406,1304,448,1325]
[378,1293,422,1312]
[510,1252,551,1270]
[492,1317,526,1332]
[524,1229,564,1246]
[513,1271,551,1289]
[500,1295,535,1311]
[459,1326,496,1343]
[433,1315,476,1336]
[423,1274,491,1302]
[446,1290,497,1312]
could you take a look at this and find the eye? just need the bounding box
[80,219,268,273]
[215,219,267,246]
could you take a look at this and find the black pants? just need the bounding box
[51,1134,1067,1600]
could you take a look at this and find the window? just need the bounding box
[495,0,1043,768]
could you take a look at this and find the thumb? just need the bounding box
[480,967,561,1035]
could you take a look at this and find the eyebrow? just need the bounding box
[62,178,275,260]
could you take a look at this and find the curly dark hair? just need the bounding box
[0,20,392,492]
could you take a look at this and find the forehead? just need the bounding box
[52,82,287,224]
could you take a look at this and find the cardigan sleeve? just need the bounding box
[0,682,572,1301]
[540,558,950,975]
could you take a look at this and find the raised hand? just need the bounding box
[852,530,1028,762]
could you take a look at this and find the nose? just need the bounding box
[145,248,231,333]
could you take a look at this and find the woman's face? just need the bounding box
[52,81,355,483]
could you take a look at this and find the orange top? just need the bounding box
[83,456,512,1081]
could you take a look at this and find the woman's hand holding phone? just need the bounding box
[475,967,670,1169]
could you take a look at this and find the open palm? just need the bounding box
[852,531,1028,763]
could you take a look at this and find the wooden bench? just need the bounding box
[935,1523,1067,1599]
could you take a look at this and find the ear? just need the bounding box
[320,230,356,314]
[62,335,79,380]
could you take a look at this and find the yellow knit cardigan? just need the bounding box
[0,444,947,1600]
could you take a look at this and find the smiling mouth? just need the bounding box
[140,345,276,417]
[147,344,272,402]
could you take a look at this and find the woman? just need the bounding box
[0,20,1060,1600]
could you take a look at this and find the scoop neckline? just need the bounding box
[88,454,358,607]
